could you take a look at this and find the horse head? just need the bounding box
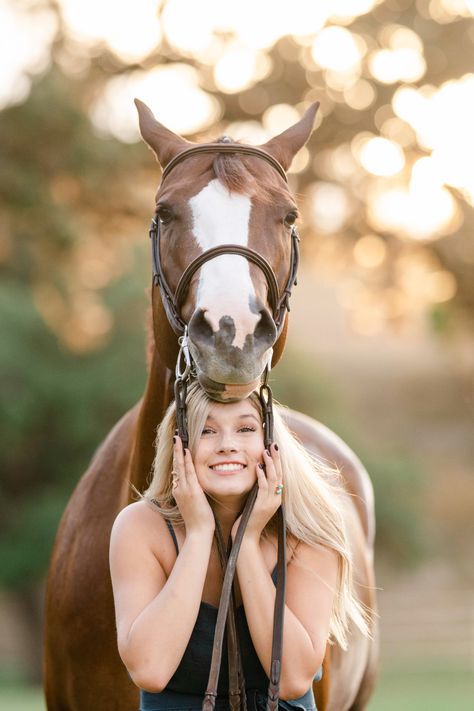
[136,99,318,401]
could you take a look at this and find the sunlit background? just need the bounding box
[0,1,473,709]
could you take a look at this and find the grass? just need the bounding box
[367,667,474,711]
[0,669,473,710]
[0,685,45,711]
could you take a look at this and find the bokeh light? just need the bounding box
[311,27,365,72]
[214,45,272,93]
[0,0,57,109]
[353,235,387,269]
[393,75,474,204]
[356,136,405,177]
[90,65,222,140]
[369,25,426,84]
[309,182,352,233]
[367,180,460,241]
[60,0,162,63]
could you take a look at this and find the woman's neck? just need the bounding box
[209,496,245,542]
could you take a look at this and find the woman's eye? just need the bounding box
[239,426,256,433]
[156,206,174,225]
[284,211,298,227]
[201,428,215,436]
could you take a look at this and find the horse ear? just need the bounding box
[134,99,190,167]
[261,102,320,171]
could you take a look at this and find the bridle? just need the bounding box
[147,142,297,711]
[149,142,300,337]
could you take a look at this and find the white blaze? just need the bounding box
[189,179,259,349]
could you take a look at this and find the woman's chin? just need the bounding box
[205,480,255,501]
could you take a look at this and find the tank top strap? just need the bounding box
[164,518,179,555]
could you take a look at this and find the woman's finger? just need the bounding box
[172,435,186,487]
[183,448,198,483]
[263,448,277,484]
[255,462,267,489]
[270,442,283,483]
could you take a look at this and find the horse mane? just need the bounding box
[213,137,290,204]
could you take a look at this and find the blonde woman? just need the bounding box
[109,383,370,711]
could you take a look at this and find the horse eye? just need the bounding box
[156,205,174,225]
[284,211,297,227]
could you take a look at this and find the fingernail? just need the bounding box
[274,443,279,451]
[173,436,176,444]
[258,463,264,469]
[265,449,270,456]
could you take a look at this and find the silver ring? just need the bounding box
[275,484,284,495]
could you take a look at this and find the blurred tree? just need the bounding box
[0,68,150,680]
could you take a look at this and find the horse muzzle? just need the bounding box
[187,307,275,400]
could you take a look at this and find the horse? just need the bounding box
[43,100,378,711]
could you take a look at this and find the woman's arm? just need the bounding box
[109,502,214,692]
[236,535,338,700]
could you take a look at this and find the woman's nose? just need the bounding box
[217,435,237,452]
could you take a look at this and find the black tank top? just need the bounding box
[140,520,322,710]
[163,519,274,695]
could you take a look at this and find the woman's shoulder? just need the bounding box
[111,499,173,552]
[110,500,183,583]
[288,535,339,583]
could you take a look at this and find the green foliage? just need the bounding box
[0,274,147,590]
[0,69,150,590]
[366,455,427,567]
[428,303,451,334]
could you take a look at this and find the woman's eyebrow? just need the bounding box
[237,413,260,422]
[206,413,260,423]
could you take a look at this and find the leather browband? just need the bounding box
[161,144,288,184]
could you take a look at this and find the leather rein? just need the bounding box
[148,142,295,711]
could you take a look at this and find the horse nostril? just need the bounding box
[188,308,214,346]
[254,309,277,345]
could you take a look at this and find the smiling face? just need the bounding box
[192,397,264,502]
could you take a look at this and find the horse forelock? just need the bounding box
[212,140,290,205]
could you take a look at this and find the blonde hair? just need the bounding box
[140,381,372,650]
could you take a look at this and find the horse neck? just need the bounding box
[128,342,174,495]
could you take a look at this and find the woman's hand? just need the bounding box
[231,443,283,542]
[172,436,215,535]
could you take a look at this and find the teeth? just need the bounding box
[210,464,244,472]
